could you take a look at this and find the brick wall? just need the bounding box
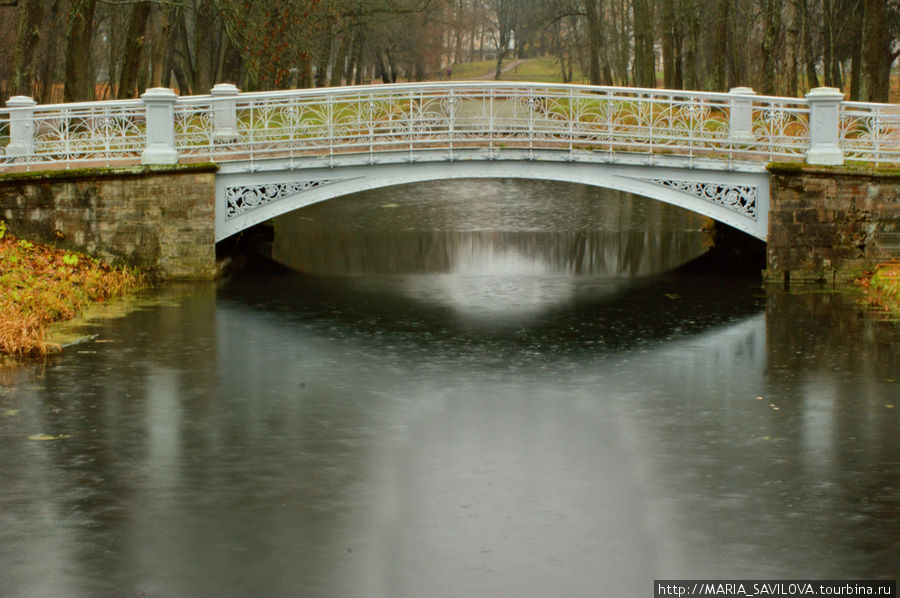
[766,164,900,283]
[0,164,217,280]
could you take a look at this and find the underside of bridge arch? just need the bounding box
[215,159,770,243]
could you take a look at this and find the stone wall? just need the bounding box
[766,164,900,283]
[0,164,217,279]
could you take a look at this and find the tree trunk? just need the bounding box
[193,0,215,94]
[711,0,729,91]
[582,0,602,85]
[149,4,175,88]
[117,1,152,99]
[681,3,700,90]
[783,0,799,96]
[661,0,678,89]
[352,29,366,85]
[822,1,834,87]
[220,39,242,86]
[314,19,333,87]
[760,0,781,95]
[64,0,98,102]
[173,11,195,93]
[801,0,818,89]
[726,0,743,89]
[376,50,390,83]
[329,32,352,87]
[859,0,889,102]
[632,0,655,88]
[38,0,62,103]
[13,0,44,97]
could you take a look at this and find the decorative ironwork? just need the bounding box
[1,82,896,170]
[4,103,146,166]
[631,177,758,220]
[225,179,351,218]
[840,102,900,166]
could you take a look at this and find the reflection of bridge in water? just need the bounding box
[3,82,898,244]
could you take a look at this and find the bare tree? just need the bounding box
[64,0,98,101]
[117,1,153,98]
[12,0,42,96]
[488,0,516,78]
[632,0,654,87]
[859,0,891,101]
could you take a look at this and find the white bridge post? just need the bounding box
[728,87,756,142]
[805,87,844,165]
[141,87,179,165]
[5,95,37,158]
[211,83,240,142]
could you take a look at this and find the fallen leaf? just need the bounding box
[28,433,70,441]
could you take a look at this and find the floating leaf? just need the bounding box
[28,433,70,441]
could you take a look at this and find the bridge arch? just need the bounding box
[215,154,769,243]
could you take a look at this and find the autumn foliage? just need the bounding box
[855,260,900,317]
[0,222,143,358]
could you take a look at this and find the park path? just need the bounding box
[468,58,527,80]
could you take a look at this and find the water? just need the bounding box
[1,181,897,597]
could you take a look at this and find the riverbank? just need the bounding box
[0,222,145,362]
[856,260,900,318]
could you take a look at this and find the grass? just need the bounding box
[0,221,145,361]
[498,56,587,84]
[442,57,587,83]
[446,60,496,80]
[855,260,900,318]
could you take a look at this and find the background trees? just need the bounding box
[0,0,897,103]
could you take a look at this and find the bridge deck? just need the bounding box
[2,82,897,171]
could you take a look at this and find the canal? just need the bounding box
[0,180,897,597]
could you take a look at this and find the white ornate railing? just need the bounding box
[840,101,900,164]
[0,82,896,170]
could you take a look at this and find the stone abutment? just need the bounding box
[766,164,900,283]
[0,164,217,280]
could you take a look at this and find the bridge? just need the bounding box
[1,82,898,279]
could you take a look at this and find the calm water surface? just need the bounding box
[0,180,897,597]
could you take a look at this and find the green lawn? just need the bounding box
[437,57,588,84]
[497,57,587,84]
[445,60,496,80]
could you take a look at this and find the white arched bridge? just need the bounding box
[2,82,898,243]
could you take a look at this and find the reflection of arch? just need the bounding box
[215,152,770,242]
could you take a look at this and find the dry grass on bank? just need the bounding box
[856,260,900,317]
[0,222,144,359]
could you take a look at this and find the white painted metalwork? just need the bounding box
[174,82,818,167]
[2,82,894,170]
[805,87,844,165]
[225,179,346,219]
[635,178,758,220]
[215,154,771,242]
[141,87,178,165]
[1,97,145,166]
[840,101,900,166]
